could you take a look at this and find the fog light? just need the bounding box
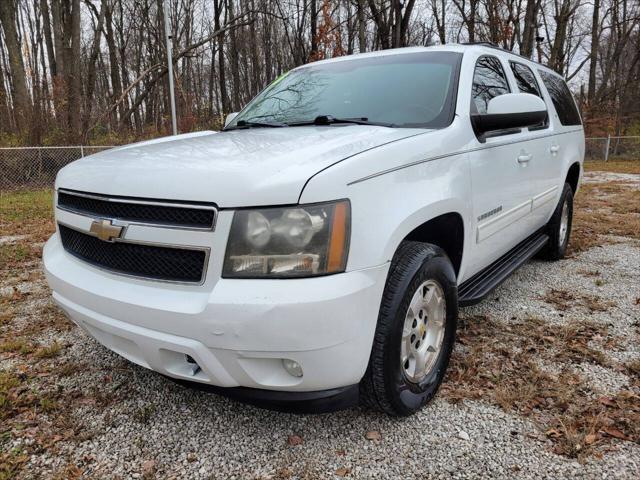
[282,359,303,378]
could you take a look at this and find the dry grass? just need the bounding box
[0,189,54,238]
[570,181,640,254]
[0,337,35,355]
[541,288,613,313]
[34,341,63,359]
[0,189,54,278]
[584,160,640,175]
[442,315,639,459]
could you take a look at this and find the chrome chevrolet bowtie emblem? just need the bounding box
[89,219,124,242]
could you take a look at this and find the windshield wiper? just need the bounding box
[226,119,288,130]
[288,115,395,127]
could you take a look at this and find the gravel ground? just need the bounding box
[2,175,639,479]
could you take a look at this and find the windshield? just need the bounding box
[228,51,462,129]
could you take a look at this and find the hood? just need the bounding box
[55,126,424,207]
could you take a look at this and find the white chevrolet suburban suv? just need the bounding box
[44,44,584,416]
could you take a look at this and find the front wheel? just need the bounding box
[360,241,458,416]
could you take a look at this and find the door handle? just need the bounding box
[550,145,560,154]
[517,153,533,164]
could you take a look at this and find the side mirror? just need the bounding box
[471,93,547,136]
[224,112,239,128]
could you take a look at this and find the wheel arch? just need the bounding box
[396,212,465,277]
[565,162,581,193]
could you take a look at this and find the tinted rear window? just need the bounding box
[538,71,582,125]
[510,62,541,97]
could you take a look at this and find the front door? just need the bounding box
[465,55,537,277]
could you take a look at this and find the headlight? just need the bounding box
[223,200,350,278]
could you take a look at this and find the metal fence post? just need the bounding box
[604,134,611,162]
[38,147,43,178]
[80,145,84,158]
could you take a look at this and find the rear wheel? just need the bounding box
[360,241,458,416]
[540,183,573,260]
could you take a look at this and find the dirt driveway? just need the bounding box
[1,162,639,479]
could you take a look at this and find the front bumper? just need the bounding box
[44,234,388,393]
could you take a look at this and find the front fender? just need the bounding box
[299,129,473,274]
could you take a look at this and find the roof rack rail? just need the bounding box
[459,41,542,66]
[461,41,499,47]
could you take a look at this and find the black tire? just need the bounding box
[539,183,573,261]
[360,241,458,416]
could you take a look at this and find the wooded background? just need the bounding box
[0,0,638,146]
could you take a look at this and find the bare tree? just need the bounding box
[0,0,31,130]
[0,0,638,144]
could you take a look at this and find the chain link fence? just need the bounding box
[0,146,113,191]
[1,136,639,191]
[585,136,640,162]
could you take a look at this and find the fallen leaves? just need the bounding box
[442,315,640,460]
[541,289,612,313]
[598,396,616,407]
[584,433,597,445]
[601,427,629,441]
[365,430,381,441]
[287,434,303,446]
[142,459,156,478]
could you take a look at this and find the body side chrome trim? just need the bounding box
[57,188,218,231]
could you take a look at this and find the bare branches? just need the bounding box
[0,0,638,144]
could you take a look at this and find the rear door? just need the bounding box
[506,61,559,231]
[537,70,585,221]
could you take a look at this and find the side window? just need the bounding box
[471,56,510,114]
[538,71,582,125]
[510,62,541,97]
[510,61,547,129]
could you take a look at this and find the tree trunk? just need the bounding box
[548,0,576,73]
[310,0,318,58]
[214,0,231,114]
[84,0,105,132]
[587,0,600,102]
[103,0,123,124]
[227,0,241,111]
[357,0,366,52]
[67,0,82,139]
[50,0,65,76]
[0,58,10,132]
[368,0,390,49]
[0,0,31,131]
[40,0,57,77]
[432,0,446,44]
[521,0,539,57]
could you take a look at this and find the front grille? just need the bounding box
[58,190,216,229]
[59,224,207,283]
